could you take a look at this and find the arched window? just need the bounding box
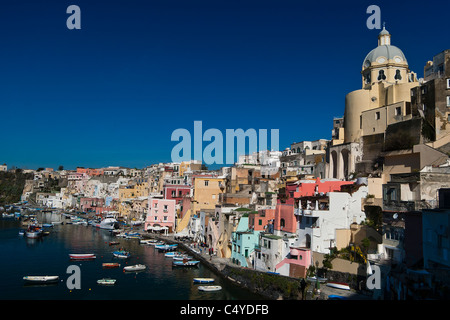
[280,219,285,228]
[378,70,386,81]
[395,69,402,80]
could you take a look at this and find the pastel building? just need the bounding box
[145,198,176,233]
[231,215,261,268]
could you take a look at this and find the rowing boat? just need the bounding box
[326,282,351,290]
[198,285,222,292]
[123,264,146,272]
[69,253,96,260]
[193,278,215,284]
[102,263,120,268]
[23,276,59,283]
[97,278,116,285]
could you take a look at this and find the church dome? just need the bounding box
[362,26,408,69]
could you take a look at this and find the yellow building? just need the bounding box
[118,181,149,217]
[191,175,225,215]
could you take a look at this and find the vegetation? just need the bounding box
[0,171,34,205]
[228,267,300,299]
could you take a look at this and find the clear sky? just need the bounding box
[0,0,448,170]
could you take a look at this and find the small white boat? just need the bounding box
[123,264,146,272]
[198,285,222,292]
[193,278,215,284]
[23,276,59,283]
[326,282,351,290]
[69,253,96,260]
[97,278,116,285]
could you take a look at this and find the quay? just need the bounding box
[139,232,370,300]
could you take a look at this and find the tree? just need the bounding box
[58,165,64,171]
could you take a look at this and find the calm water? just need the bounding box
[0,213,262,300]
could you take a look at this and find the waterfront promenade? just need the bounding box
[138,230,371,300]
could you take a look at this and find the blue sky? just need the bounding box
[0,0,448,170]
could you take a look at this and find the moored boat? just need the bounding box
[69,253,96,260]
[23,276,59,283]
[326,282,351,290]
[173,260,200,267]
[109,241,120,246]
[193,278,215,284]
[198,285,222,292]
[97,278,116,285]
[123,264,146,272]
[173,255,193,261]
[102,263,120,269]
[113,250,130,258]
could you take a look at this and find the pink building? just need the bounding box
[248,208,276,231]
[145,198,176,233]
[80,197,105,212]
[292,178,354,198]
[276,246,312,278]
[274,198,297,234]
[163,184,191,205]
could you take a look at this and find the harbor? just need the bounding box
[0,211,264,300]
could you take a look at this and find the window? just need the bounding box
[394,70,402,80]
[447,79,450,89]
[204,180,209,186]
[395,107,402,116]
[447,96,450,107]
[375,111,381,120]
[259,219,262,225]
[163,216,167,221]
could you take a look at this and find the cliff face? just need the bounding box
[0,171,34,205]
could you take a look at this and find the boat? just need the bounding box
[97,278,116,285]
[307,276,328,283]
[326,282,351,290]
[156,244,178,251]
[25,225,43,239]
[140,239,157,245]
[18,229,25,236]
[109,241,120,246]
[173,260,200,267]
[99,216,118,230]
[42,223,53,228]
[198,285,222,292]
[328,295,348,300]
[113,251,130,258]
[51,221,63,225]
[23,276,59,283]
[102,263,120,269]
[123,264,146,272]
[69,253,96,260]
[193,278,215,284]
[173,255,193,261]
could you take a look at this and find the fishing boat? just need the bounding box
[25,225,43,239]
[23,276,59,283]
[198,285,222,292]
[173,260,200,267]
[113,250,130,258]
[102,263,120,269]
[69,253,96,260]
[326,282,351,290]
[99,215,118,230]
[193,278,215,284]
[123,264,146,272]
[97,278,116,285]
